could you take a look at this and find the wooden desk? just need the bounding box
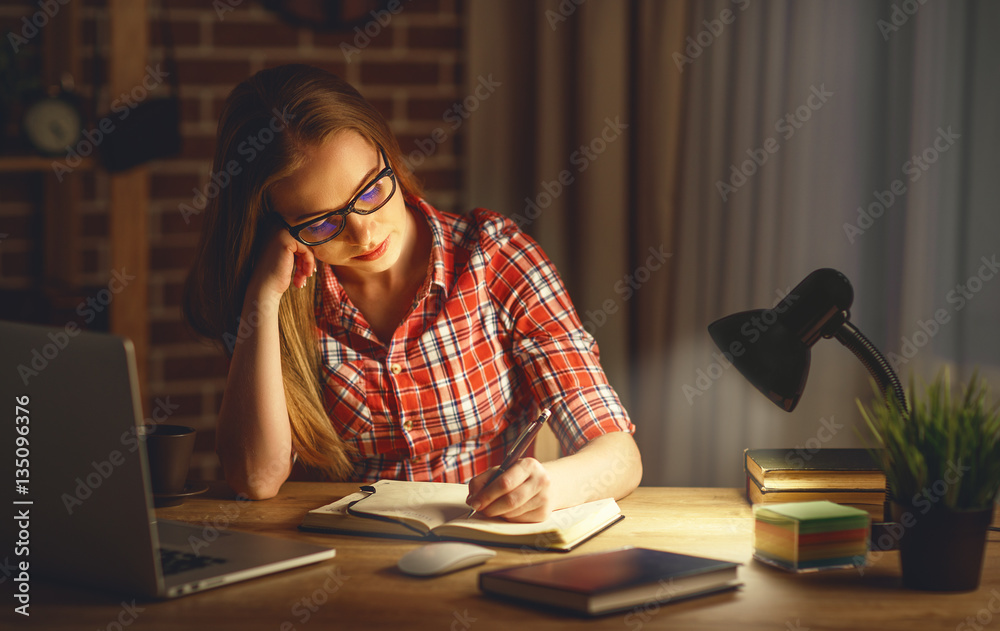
[25,483,1000,630]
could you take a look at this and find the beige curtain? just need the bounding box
[463,0,687,465]
[466,0,1000,486]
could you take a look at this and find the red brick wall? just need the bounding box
[0,0,465,481]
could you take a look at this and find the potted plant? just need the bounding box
[858,369,1000,591]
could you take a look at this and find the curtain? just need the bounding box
[465,0,1000,486]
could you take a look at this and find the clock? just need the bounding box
[21,92,83,156]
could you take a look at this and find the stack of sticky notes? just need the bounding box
[753,501,870,572]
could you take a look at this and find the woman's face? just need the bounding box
[268,130,410,277]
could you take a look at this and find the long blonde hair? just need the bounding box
[183,64,424,479]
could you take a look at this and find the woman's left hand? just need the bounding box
[466,458,553,522]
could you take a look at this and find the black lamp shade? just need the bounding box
[707,269,855,412]
[708,311,810,411]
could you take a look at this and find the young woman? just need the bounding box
[183,64,641,522]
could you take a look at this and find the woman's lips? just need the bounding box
[353,237,389,261]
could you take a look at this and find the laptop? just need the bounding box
[1,319,336,598]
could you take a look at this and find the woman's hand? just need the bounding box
[247,227,317,300]
[466,458,553,523]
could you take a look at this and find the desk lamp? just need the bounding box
[707,268,908,414]
[708,268,905,539]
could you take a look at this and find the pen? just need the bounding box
[465,408,552,519]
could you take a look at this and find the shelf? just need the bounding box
[0,155,96,172]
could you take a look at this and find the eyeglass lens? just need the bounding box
[298,173,394,243]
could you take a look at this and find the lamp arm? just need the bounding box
[832,320,909,414]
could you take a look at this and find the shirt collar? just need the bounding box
[315,199,452,332]
[417,198,451,297]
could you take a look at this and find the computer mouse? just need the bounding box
[397,542,497,577]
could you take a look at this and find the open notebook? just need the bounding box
[299,480,623,552]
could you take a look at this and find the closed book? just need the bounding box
[745,474,886,520]
[744,448,886,491]
[744,448,887,521]
[479,546,741,616]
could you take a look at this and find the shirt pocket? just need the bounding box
[321,361,376,439]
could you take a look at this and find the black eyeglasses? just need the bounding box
[280,146,396,246]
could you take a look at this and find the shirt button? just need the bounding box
[389,363,402,374]
[402,420,412,430]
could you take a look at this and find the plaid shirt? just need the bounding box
[315,200,633,483]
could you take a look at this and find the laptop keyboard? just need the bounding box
[159,548,228,576]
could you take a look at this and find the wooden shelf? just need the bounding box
[0,155,96,172]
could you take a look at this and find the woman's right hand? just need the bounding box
[247,227,317,300]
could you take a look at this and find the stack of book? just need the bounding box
[743,448,887,521]
[753,501,870,572]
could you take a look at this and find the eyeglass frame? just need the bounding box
[277,145,396,246]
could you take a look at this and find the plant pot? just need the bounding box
[891,501,993,591]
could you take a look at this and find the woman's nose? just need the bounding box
[339,211,375,245]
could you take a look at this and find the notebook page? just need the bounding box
[348,480,472,531]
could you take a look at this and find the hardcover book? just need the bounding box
[743,448,887,521]
[299,480,623,552]
[744,448,885,491]
[478,546,742,616]
[745,475,886,520]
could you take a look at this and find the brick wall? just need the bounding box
[0,0,465,481]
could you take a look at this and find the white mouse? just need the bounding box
[397,542,497,577]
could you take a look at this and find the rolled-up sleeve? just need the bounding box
[489,229,634,454]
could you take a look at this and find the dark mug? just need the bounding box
[141,424,195,496]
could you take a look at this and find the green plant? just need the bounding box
[858,369,1000,511]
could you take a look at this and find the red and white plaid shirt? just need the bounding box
[315,200,633,483]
